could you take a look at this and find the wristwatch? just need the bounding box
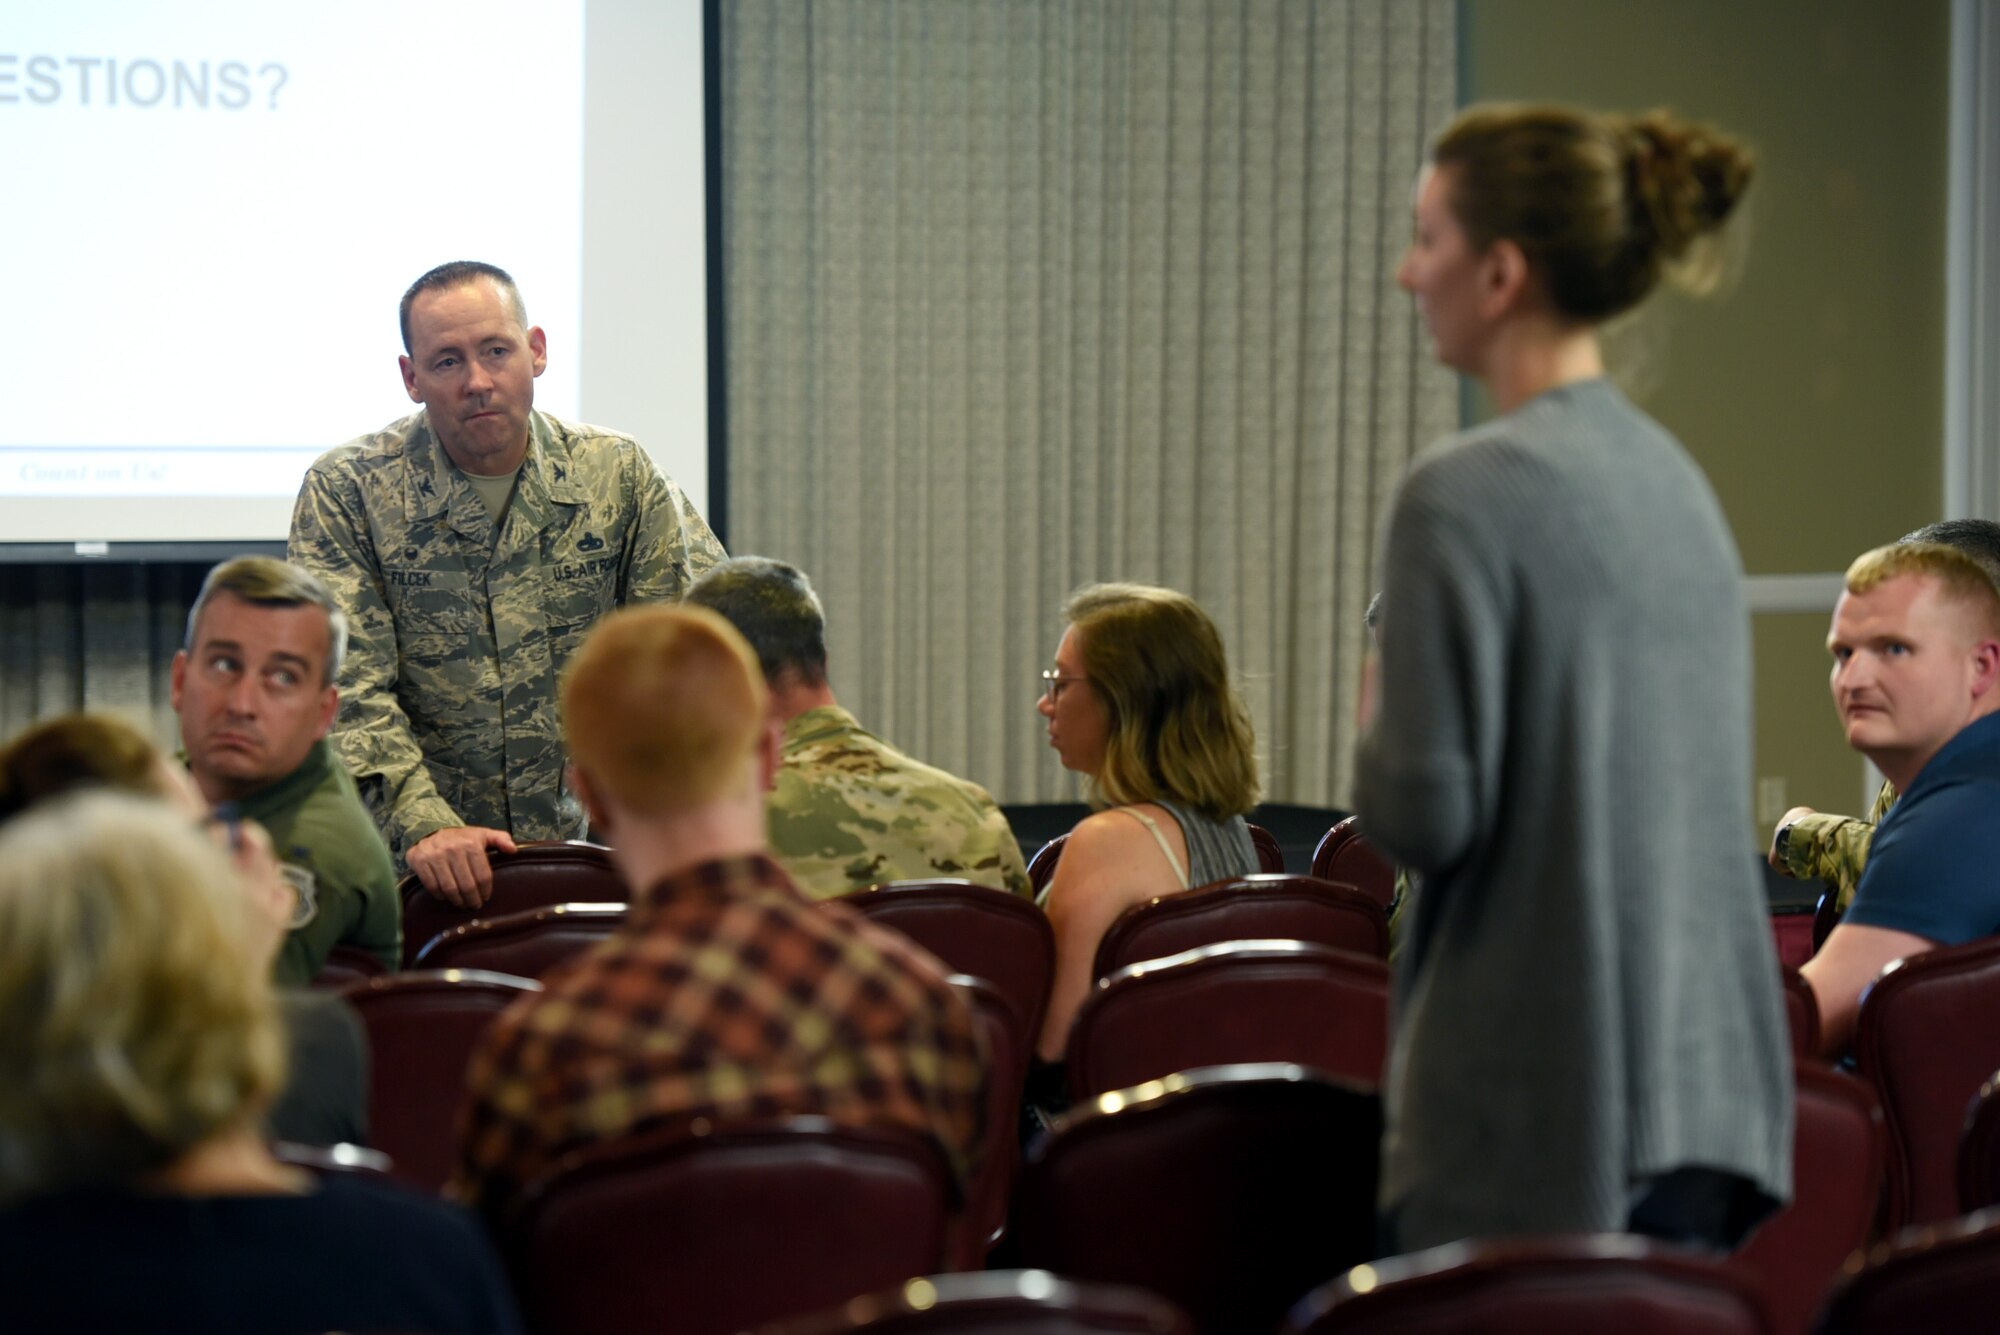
[1773,820,1796,865]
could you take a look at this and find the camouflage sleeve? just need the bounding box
[1780,779,1898,912]
[624,446,726,603]
[997,833,1033,899]
[289,463,462,851]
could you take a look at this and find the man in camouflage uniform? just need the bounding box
[684,556,1032,899]
[1769,520,2000,913]
[290,261,723,906]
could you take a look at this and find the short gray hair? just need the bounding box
[681,556,828,687]
[184,557,348,686]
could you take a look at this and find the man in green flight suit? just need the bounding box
[685,556,1033,899]
[173,556,401,986]
[290,261,724,907]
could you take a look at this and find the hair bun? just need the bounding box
[1625,110,1755,261]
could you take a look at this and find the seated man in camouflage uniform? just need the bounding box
[290,261,724,908]
[684,557,1032,899]
[1770,520,2000,912]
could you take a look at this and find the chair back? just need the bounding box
[309,942,389,991]
[1247,823,1286,874]
[1027,836,1065,896]
[1956,1071,2000,1213]
[1812,885,1842,954]
[1012,1064,1379,1335]
[945,975,1030,1264]
[400,839,623,967]
[1308,817,1397,913]
[1066,940,1389,1099]
[1092,876,1387,981]
[840,880,1056,1043]
[510,1118,955,1335]
[755,1270,1194,1335]
[1027,824,1283,896]
[1770,907,1816,972]
[1781,966,1820,1059]
[271,1140,395,1178]
[1852,934,2000,1227]
[336,969,541,1190]
[1282,1235,1773,1335]
[1725,1060,1887,1335]
[1817,1207,2000,1334]
[411,902,625,978]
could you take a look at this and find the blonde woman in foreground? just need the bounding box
[0,794,522,1334]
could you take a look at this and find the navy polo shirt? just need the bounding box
[1846,711,2000,946]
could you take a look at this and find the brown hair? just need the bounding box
[1063,583,1260,820]
[1845,542,2000,641]
[0,713,163,822]
[1434,103,1754,323]
[185,556,348,685]
[562,604,769,815]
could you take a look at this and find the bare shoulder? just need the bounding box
[1051,806,1181,915]
[1066,807,1160,861]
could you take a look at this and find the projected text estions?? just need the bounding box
[0,57,290,110]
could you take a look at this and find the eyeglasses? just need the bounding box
[201,806,245,854]
[1040,668,1088,700]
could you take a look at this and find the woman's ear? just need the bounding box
[1479,238,1532,319]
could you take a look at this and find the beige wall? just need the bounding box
[1461,0,1952,842]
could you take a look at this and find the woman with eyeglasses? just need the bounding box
[1033,583,1261,1070]
[0,792,522,1334]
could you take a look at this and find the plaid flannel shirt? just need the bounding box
[451,852,986,1222]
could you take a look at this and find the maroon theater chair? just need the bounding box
[271,1140,395,1178]
[1091,875,1388,980]
[336,969,541,1191]
[1851,934,2000,1227]
[508,1118,957,1335]
[411,902,625,978]
[1955,1070,2000,1213]
[1812,886,1842,955]
[1282,1236,1774,1335]
[400,840,623,967]
[1817,1207,2000,1334]
[1066,939,1390,1099]
[1770,907,1817,972]
[1725,1060,1887,1335]
[309,942,390,991]
[1012,1064,1379,1335]
[840,880,1056,1045]
[1308,816,1398,914]
[945,974,1030,1264]
[1782,966,1821,1059]
[754,1270,1194,1335]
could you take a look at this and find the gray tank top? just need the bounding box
[1114,800,1258,889]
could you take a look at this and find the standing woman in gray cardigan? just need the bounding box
[1353,104,1792,1254]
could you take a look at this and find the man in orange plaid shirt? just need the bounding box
[451,604,986,1222]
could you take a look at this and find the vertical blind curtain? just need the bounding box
[722,0,1458,807]
[0,564,205,751]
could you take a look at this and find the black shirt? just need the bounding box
[0,1173,522,1334]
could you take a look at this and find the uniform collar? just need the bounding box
[403,410,593,537]
[223,739,334,824]
[783,704,865,749]
[1907,711,2000,796]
